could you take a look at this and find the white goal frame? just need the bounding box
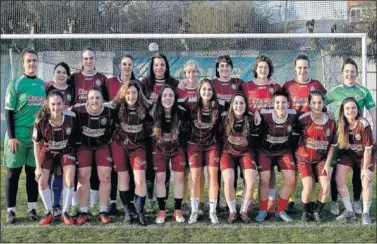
[1,33,368,87]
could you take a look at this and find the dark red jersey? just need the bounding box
[189,104,223,146]
[259,109,298,156]
[220,112,254,155]
[339,118,373,159]
[177,85,198,111]
[45,81,75,109]
[68,71,108,104]
[296,112,337,163]
[153,105,191,154]
[105,76,129,101]
[73,103,115,147]
[139,77,179,104]
[242,80,281,112]
[283,79,326,113]
[212,77,243,103]
[32,111,76,153]
[112,105,153,147]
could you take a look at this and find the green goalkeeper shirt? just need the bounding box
[325,83,376,121]
[5,75,46,143]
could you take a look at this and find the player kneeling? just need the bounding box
[33,90,77,225]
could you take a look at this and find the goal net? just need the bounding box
[0,33,368,139]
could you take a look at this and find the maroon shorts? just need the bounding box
[187,143,219,168]
[337,149,376,172]
[111,140,146,172]
[76,144,112,168]
[220,152,257,171]
[153,149,186,173]
[39,149,75,171]
[297,161,327,179]
[257,151,296,172]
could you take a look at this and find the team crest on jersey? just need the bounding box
[231,84,237,90]
[66,127,72,135]
[95,79,101,86]
[326,128,331,137]
[269,88,275,94]
[287,125,292,132]
[355,134,361,140]
[66,94,71,102]
[100,117,107,125]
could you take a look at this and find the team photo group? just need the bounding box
[3,47,376,227]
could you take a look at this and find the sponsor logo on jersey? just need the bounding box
[305,138,329,150]
[53,127,62,131]
[46,139,68,150]
[82,126,105,137]
[95,79,101,86]
[66,127,72,135]
[355,134,361,140]
[266,135,289,144]
[194,120,213,129]
[228,135,248,147]
[100,117,107,125]
[121,123,143,133]
[350,143,363,152]
[27,96,45,106]
[217,94,232,101]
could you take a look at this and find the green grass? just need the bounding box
[0,147,376,243]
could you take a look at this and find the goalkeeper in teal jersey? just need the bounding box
[3,49,46,224]
[325,58,376,217]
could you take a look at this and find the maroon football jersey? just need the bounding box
[259,109,298,156]
[221,112,254,155]
[296,112,337,163]
[105,76,129,101]
[113,106,153,147]
[140,77,179,104]
[283,79,327,113]
[32,111,76,153]
[153,106,190,154]
[73,103,115,147]
[212,77,243,103]
[177,85,198,111]
[45,81,75,109]
[68,71,108,104]
[340,118,373,159]
[242,80,281,112]
[189,105,223,146]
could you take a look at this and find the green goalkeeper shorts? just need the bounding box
[3,135,35,168]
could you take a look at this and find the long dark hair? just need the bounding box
[113,80,151,121]
[225,92,250,138]
[35,90,64,121]
[152,85,180,143]
[149,53,171,82]
[337,97,362,149]
[54,62,71,77]
[196,78,218,124]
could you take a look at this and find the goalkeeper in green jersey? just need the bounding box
[3,49,46,223]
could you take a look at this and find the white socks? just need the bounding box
[227,200,237,213]
[363,201,371,214]
[39,188,53,212]
[27,202,37,212]
[71,191,78,206]
[241,199,251,213]
[209,199,217,213]
[341,196,353,212]
[99,205,108,213]
[63,187,74,213]
[190,198,199,213]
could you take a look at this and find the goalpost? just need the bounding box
[1,32,369,88]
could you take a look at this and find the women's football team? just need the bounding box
[4,48,376,226]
